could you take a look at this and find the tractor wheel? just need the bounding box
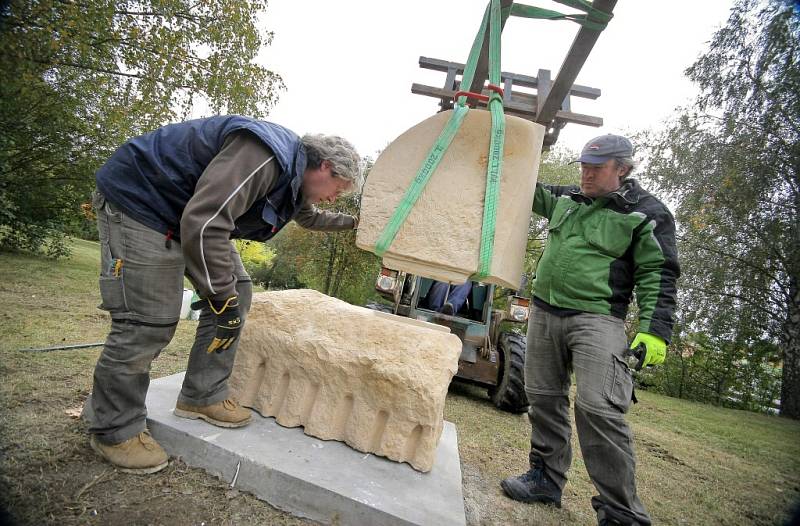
[488,332,529,413]
[364,301,394,314]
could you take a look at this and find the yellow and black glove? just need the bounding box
[192,296,242,353]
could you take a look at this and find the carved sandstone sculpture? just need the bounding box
[227,289,462,472]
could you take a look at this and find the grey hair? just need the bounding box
[614,157,636,179]
[301,134,363,190]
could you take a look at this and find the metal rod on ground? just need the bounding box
[18,342,105,353]
[230,460,241,488]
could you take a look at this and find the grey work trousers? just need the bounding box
[88,191,252,445]
[525,304,651,526]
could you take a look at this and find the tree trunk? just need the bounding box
[780,275,800,419]
[678,351,686,399]
[323,237,336,295]
[331,243,347,298]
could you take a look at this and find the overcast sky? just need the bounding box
[257,1,735,158]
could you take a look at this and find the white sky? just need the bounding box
[257,0,735,158]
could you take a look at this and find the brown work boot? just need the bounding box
[90,430,169,474]
[173,398,252,428]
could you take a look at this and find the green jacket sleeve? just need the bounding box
[631,206,680,342]
[532,183,559,220]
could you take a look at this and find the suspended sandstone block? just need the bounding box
[356,109,545,289]
[227,289,462,472]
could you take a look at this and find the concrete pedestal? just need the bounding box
[144,373,466,526]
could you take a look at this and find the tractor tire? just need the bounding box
[364,301,394,314]
[488,332,529,413]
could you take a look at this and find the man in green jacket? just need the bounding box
[500,134,679,526]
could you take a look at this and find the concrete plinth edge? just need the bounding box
[144,372,466,526]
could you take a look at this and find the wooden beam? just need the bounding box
[535,0,617,126]
[418,56,601,99]
[411,83,603,127]
[536,68,551,118]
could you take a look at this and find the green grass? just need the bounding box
[0,240,300,525]
[1,239,799,525]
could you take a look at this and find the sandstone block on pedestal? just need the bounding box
[228,289,462,472]
[356,109,545,289]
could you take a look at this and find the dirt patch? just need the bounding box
[0,399,312,526]
[637,437,688,467]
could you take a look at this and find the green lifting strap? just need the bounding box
[372,103,470,258]
[507,1,613,31]
[474,0,505,281]
[374,3,495,257]
[374,0,611,274]
[375,0,508,281]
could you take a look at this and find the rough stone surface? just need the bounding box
[356,109,545,288]
[228,289,462,472]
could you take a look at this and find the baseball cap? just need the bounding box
[575,134,633,164]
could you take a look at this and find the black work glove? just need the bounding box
[192,296,242,353]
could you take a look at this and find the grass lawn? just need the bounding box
[1,239,799,525]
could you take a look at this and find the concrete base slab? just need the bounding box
[144,372,466,526]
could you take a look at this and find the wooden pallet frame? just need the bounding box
[411,0,616,147]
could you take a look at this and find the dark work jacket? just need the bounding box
[95,115,306,241]
[532,178,680,342]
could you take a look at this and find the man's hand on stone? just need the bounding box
[630,332,666,367]
[192,296,242,353]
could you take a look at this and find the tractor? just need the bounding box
[365,0,612,412]
[368,269,531,413]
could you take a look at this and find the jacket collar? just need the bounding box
[609,178,641,207]
[570,178,642,207]
[291,143,307,203]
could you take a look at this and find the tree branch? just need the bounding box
[679,233,787,287]
[113,9,210,26]
[682,285,784,320]
[117,40,213,74]
[27,58,195,89]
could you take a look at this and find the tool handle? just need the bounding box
[629,342,647,371]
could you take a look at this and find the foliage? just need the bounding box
[643,0,799,417]
[260,220,382,306]
[233,239,275,277]
[646,331,782,413]
[0,0,284,256]
[297,193,383,305]
[256,226,310,291]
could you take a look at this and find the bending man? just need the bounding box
[88,116,361,474]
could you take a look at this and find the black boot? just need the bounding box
[500,461,562,507]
